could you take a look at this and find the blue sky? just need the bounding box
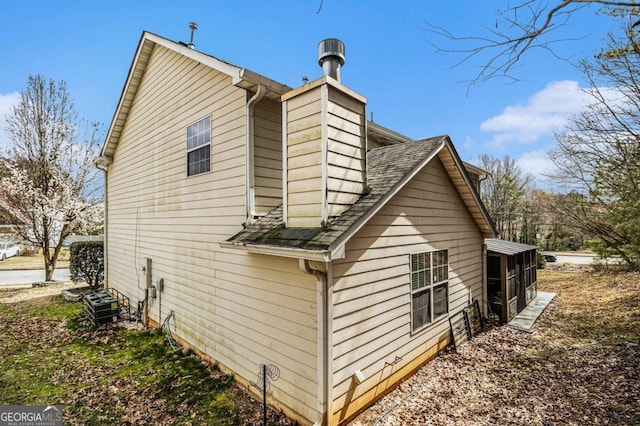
[0,1,619,186]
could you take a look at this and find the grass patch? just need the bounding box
[1,294,79,320]
[0,292,294,425]
[539,270,640,343]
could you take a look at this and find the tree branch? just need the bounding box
[426,0,640,87]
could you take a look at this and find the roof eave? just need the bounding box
[100,31,291,159]
[367,121,414,146]
[485,238,538,255]
[101,31,154,158]
[463,161,491,178]
[440,138,497,238]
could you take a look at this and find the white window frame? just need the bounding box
[410,249,449,333]
[186,115,212,177]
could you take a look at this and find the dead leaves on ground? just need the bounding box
[353,270,640,425]
[3,271,639,425]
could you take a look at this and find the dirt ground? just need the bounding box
[352,270,640,425]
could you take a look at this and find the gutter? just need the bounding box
[299,259,330,426]
[219,241,337,262]
[245,84,266,223]
[235,68,292,97]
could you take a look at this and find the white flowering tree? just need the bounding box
[1,75,102,281]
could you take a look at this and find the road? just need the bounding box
[554,254,596,265]
[0,268,70,286]
[551,253,621,265]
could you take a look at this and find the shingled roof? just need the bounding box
[222,135,494,260]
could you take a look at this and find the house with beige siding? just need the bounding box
[97,31,496,425]
[0,159,31,238]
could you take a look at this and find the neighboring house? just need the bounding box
[1,158,56,247]
[0,195,61,248]
[0,199,21,235]
[0,197,38,255]
[0,197,30,240]
[97,32,497,426]
[62,235,104,248]
[0,159,28,238]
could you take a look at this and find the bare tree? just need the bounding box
[1,75,102,281]
[426,1,640,86]
[477,154,533,242]
[531,190,588,250]
[548,21,640,269]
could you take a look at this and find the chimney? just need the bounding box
[318,38,345,81]
[282,39,367,228]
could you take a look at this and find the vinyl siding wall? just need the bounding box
[329,156,484,424]
[106,44,319,423]
[326,86,366,218]
[285,86,323,227]
[253,97,283,215]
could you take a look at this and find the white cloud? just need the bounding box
[0,92,19,118]
[0,92,20,150]
[481,80,586,146]
[517,149,556,183]
[463,136,473,149]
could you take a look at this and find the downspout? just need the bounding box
[299,259,329,426]
[478,173,489,316]
[245,84,266,224]
[320,84,329,227]
[94,158,109,288]
[482,243,487,317]
[477,174,488,196]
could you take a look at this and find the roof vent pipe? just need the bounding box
[187,22,198,49]
[318,38,345,81]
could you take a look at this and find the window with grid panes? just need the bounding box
[410,250,449,332]
[186,116,211,176]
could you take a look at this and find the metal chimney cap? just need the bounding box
[318,38,345,66]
